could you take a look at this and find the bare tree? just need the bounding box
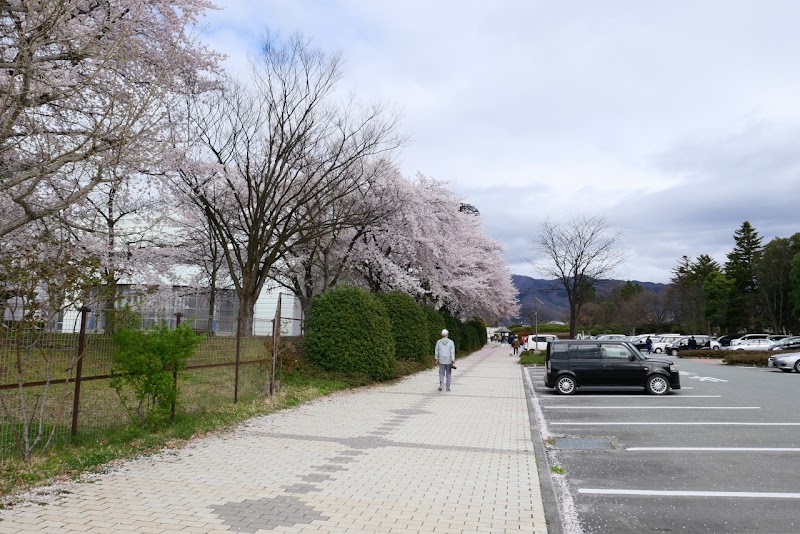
[179,34,402,333]
[533,216,626,338]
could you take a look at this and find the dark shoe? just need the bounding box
[446,389,451,392]
[438,385,442,391]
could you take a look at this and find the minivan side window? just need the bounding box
[550,343,568,360]
[601,345,633,360]
[569,344,600,359]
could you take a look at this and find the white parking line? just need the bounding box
[579,489,800,499]
[544,406,758,409]
[550,421,800,426]
[538,395,720,398]
[627,447,800,452]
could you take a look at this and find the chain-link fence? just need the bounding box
[0,308,303,462]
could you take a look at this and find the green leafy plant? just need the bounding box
[550,464,566,475]
[376,292,429,362]
[110,323,203,426]
[304,286,395,380]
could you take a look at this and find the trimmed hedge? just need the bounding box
[674,350,724,359]
[305,286,395,380]
[421,306,447,356]
[441,312,463,353]
[376,292,429,362]
[722,351,771,367]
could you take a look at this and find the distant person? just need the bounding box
[435,329,456,392]
[688,336,698,350]
[512,337,520,357]
[645,336,653,354]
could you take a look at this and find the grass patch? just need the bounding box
[519,351,545,365]
[550,464,566,475]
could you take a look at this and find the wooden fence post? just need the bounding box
[71,306,90,438]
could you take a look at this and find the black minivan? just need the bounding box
[544,340,681,395]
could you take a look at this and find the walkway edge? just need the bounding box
[523,364,564,534]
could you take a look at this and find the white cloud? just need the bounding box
[201,0,800,283]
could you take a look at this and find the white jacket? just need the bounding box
[435,337,455,364]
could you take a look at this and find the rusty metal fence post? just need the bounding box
[270,294,281,397]
[234,318,241,404]
[171,313,182,419]
[71,306,90,438]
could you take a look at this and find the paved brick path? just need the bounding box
[0,344,547,533]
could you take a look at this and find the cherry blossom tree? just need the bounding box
[0,0,221,237]
[271,159,403,312]
[350,173,519,322]
[179,33,402,333]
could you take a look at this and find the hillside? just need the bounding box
[512,274,667,323]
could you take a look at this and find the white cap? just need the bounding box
[441,329,449,336]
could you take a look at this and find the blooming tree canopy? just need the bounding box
[0,0,221,237]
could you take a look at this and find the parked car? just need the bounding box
[650,335,683,354]
[525,334,559,351]
[714,335,733,347]
[595,334,628,341]
[666,335,720,355]
[769,336,800,351]
[767,352,800,373]
[730,334,770,346]
[544,340,680,395]
[725,339,774,351]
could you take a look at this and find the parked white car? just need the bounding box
[767,352,800,373]
[726,339,774,351]
[525,334,559,351]
[650,335,682,354]
[730,334,770,346]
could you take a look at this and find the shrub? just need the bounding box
[304,286,395,380]
[519,351,545,365]
[111,322,203,426]
[421,306,447,356]
[678,350,722,359]
[440,311,463,352]
[376,292,429,362]
[722,351,771,366]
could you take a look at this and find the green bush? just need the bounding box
[305,286,395,380]
[376,292,429,362]
[722,351,771,366]
[421,306,447,356]
[111,322,203,425]
[678,350,723,359]
[440,311,463,352]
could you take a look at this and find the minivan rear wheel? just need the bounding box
[556,375,577,395]
[794,360,800,373]
[646,374,670,395]
[670,349,679,356]
[654,348,662,353]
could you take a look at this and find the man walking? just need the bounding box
[435,329,456,392]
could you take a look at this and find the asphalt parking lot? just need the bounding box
[526,358,800,534]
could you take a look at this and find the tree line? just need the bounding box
[567,221,800,335]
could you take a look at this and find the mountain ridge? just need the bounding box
[512,274,667,322]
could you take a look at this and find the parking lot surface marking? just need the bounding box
[543,406,758,410]
[627,447,800,451]
[552,421,800,425]
[579,489,800,499]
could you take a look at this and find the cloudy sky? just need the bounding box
[200,1,800,284]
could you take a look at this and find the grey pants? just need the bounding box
[438,363,452,390]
